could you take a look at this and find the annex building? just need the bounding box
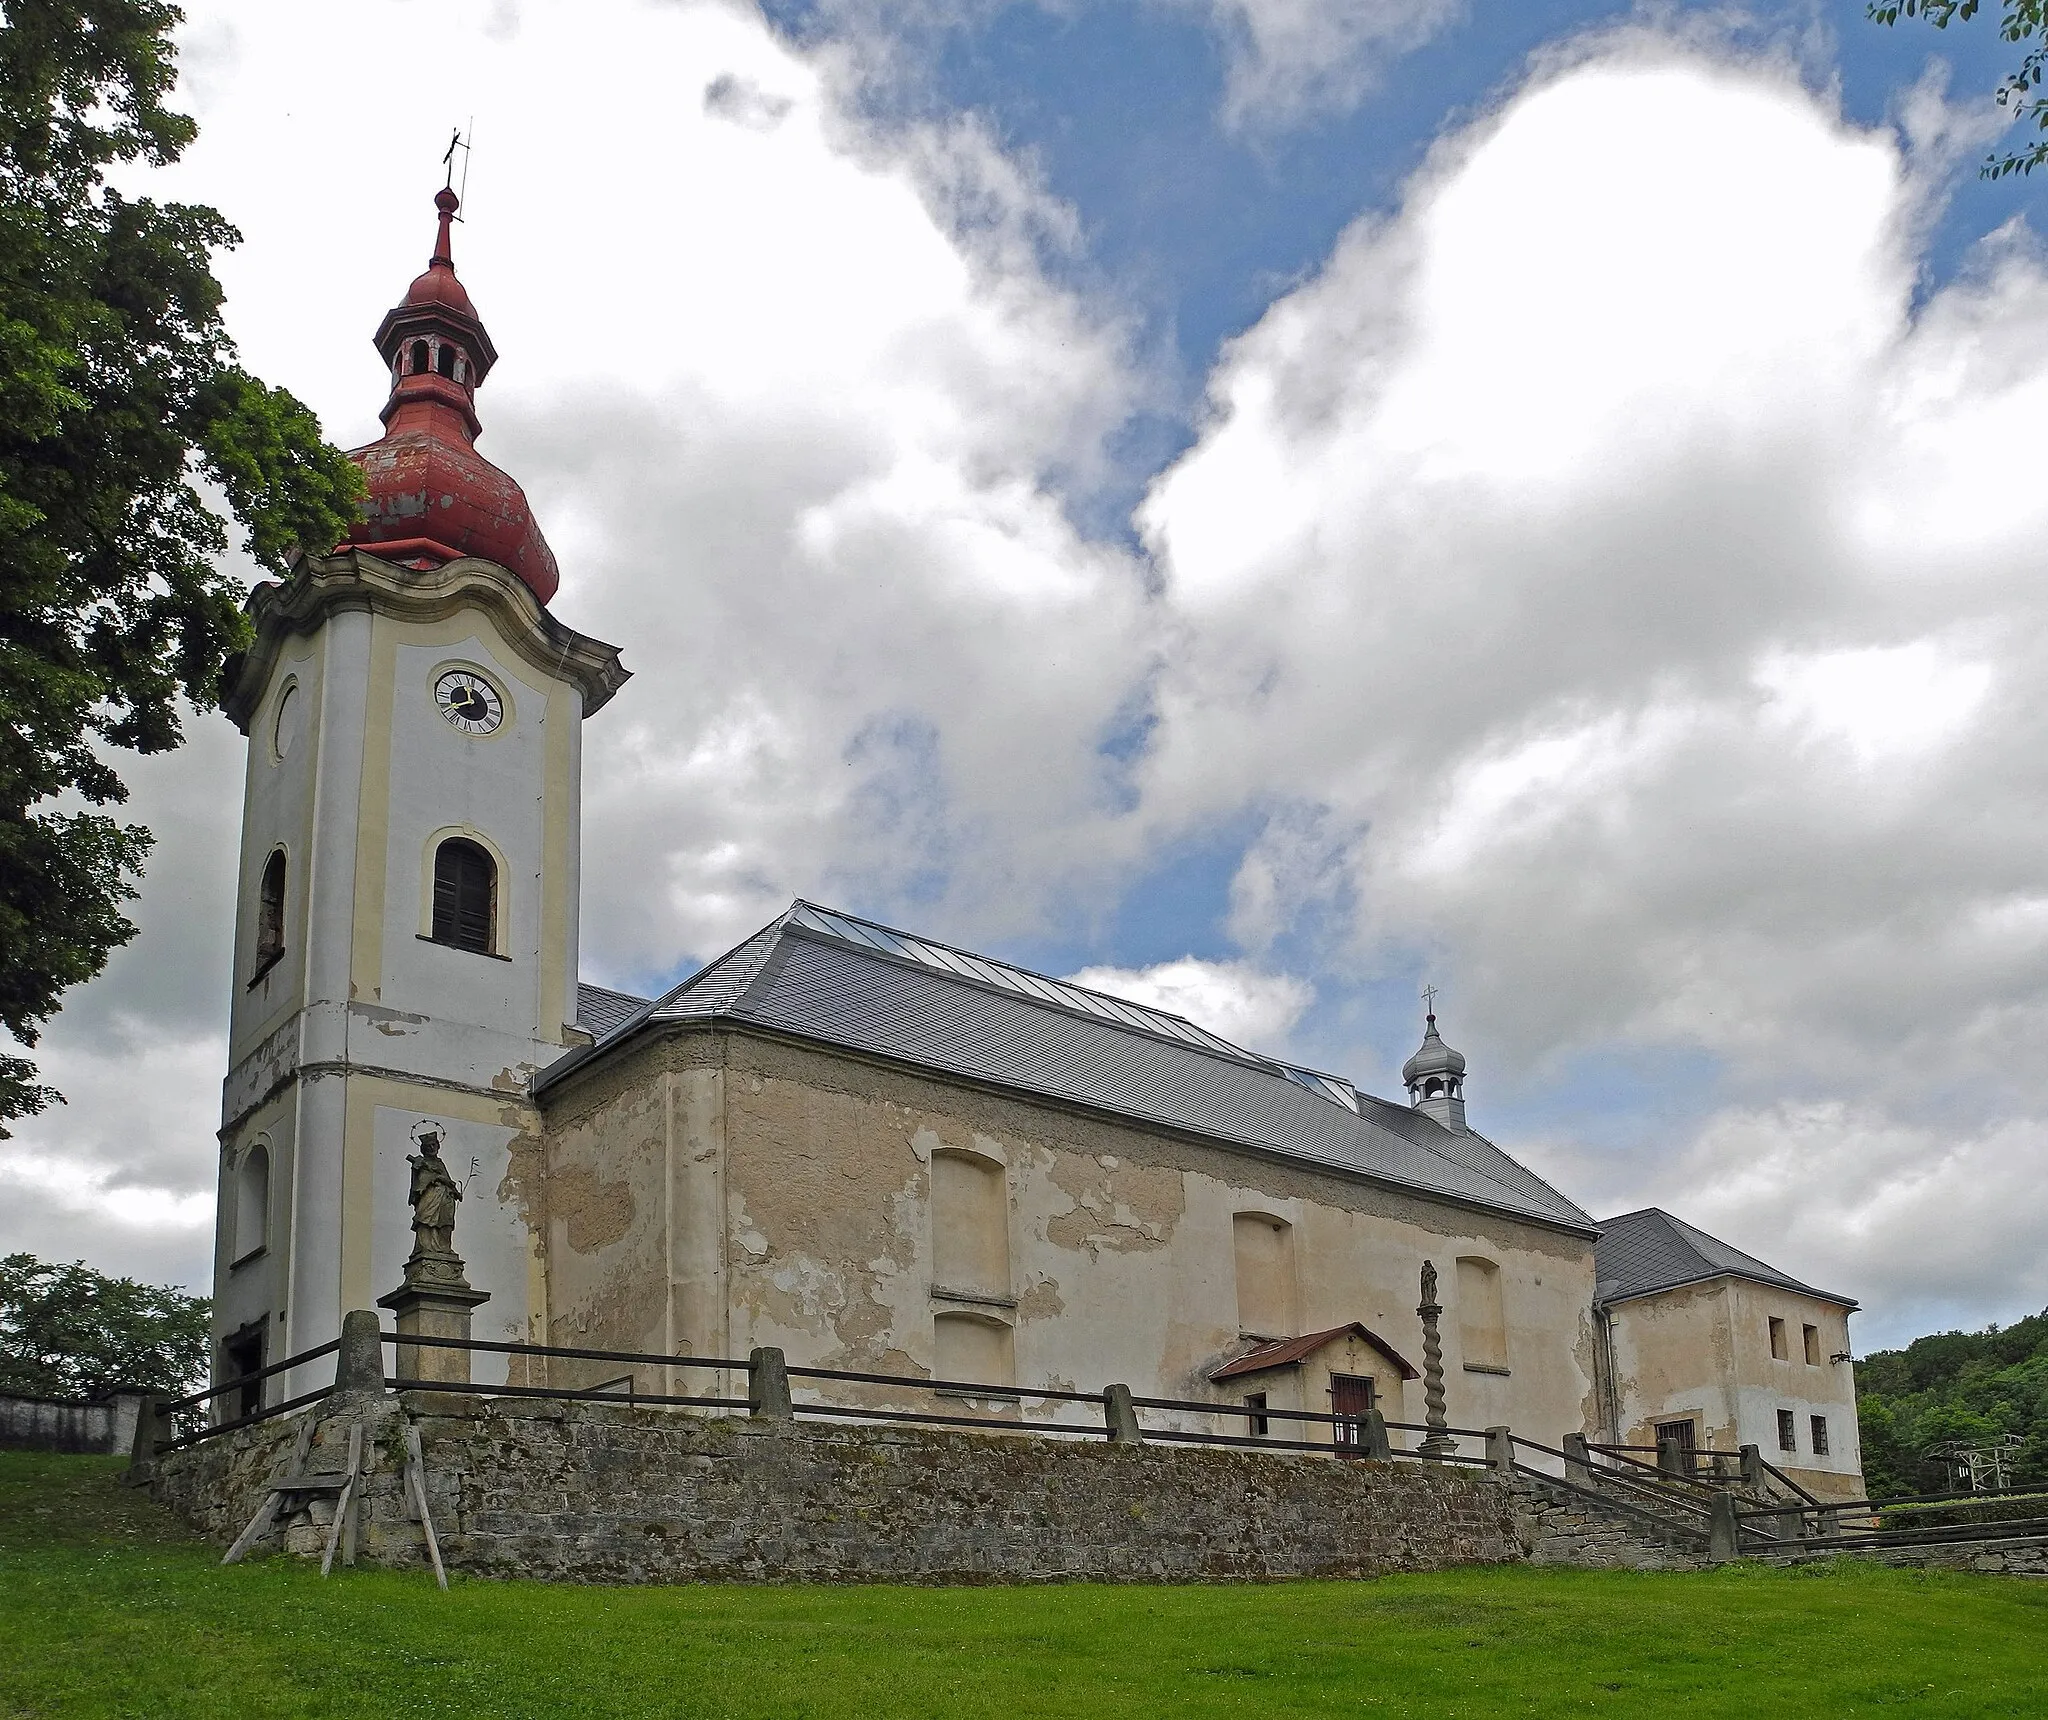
[207,189,1863,1495]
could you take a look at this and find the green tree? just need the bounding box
[0,0,362,1134]
[1855,1309,2048,1492]
[0,1252,209,1397]
[1870,1,2048,177]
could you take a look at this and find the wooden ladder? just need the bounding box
[221,1414,447,1586]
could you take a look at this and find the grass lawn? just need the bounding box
[4,1452,2046,1718]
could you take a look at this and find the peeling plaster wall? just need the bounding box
[540,1028,1599,1450]
[1605,1278,1863,1501]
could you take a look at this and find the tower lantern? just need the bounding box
[343,187,559,602]
[1402,1005,1468,1133]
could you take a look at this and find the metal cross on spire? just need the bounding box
[441,123,472,205]
[1421,983,1439,1017]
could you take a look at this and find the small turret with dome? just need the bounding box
[339,187,560,603]
[1402,995,1468,1133]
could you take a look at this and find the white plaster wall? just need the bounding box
[226,641,321,1063]
[1606,1277,1862,1494]
[638,1049,1604,1452]
[380,633,553,1045]
[369,1105,527,1382]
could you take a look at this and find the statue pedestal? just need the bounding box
[377,1280,490,1386]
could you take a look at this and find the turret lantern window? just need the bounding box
[435,343,457,378]
[431,838,497,954]
[410,338,430,374]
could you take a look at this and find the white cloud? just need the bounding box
[1197,0,1467,129]
[1138,31,2048,1332]
[25,7,2048,1354]
[8,0,1152,1282]
[1065,957,1313,1050]
[1525,1101,2048,1348]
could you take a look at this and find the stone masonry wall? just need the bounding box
[1504,1474,1711,1571]
[156,1392,1526,1584]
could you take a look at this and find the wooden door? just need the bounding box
[1331,1373,1375,1453]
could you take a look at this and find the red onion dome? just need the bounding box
[338,188,559,605]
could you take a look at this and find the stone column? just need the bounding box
[748,1346,792,1420]
[1102,1383,1143,1445]
[377,1282,490,1385]
[1417,1259,1454,1458]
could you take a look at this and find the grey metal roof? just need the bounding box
[576,981,650,1040]
[1594,1207,1856,1309]
[546,900,1597,1235]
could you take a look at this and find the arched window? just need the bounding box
[931,1150,1009,1296]
[1232,1212,1297,1338]
[409,338,430,374]
[934,1311,1014,1393]
[1457,1256,1508,1369]
[434,342,457,377]
[255,849,286,969]
[233,1145,270,1264]
[431,838,496,953]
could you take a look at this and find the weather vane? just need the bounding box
[441,121,473,206]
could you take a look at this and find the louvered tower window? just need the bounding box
[432,838,496,953]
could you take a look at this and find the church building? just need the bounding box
[208,190,1859,1480]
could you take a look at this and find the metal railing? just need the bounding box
[147,1337,344,1453]
[145,1315,1538,1472]
[154,1318,2041,1567]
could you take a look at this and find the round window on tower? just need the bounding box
[433,667,507,735]
[272,681,302,762]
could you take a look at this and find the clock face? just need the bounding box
[435,669,504,735]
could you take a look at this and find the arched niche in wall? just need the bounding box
[1232,1211,1298,1339]
[934,1309,1015,1393]
[232,1142,270,1266]
[1457,1255,1508,1369]
[930,1148,1010,1298]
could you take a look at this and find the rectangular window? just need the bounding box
[1811,1415,1830,1456]
[1244,1392,1269,1438]
[1768,1316,1788,1361]
[1330,1373,1374,1454]
[1777,1408,1797,1453]
[1655,1419,1697,1476]
[1803,1323,1822,1365]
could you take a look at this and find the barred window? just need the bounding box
[431,839,496,953]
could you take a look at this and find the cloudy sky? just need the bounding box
[9,0,2048,1350]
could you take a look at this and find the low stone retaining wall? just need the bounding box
[156,1392,1528,1584]
[1768,1537,2048,1576]
[1,1389,147,1455]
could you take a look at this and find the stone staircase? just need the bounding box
[1502,1468,1716,1570]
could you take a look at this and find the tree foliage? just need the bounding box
[0,1,362,1133]
[1855,1308,2048,1494]
[0,1251,209,1397]
[1870,1,2048,177]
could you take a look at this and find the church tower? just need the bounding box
[209,189,627,1404]
[1402,1006,1468,1133]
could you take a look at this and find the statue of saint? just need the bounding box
[1419,1258,1438,1309]
[403,1127,466,1284]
